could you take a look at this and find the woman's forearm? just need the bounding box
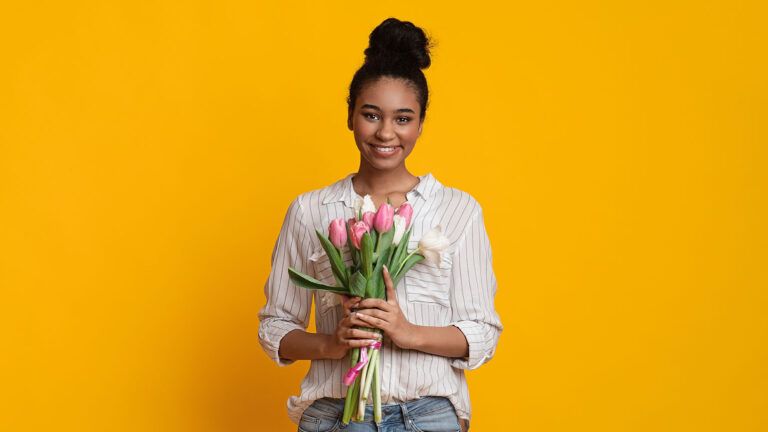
[278,329,335,360]
[406,324,469,358]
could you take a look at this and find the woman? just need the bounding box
[259,17,502,432]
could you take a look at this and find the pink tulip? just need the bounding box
[395,202,413,229]
[328,218,347,249]
[350,221,370,250]
[373,203,394,233]
[362,211,375,228]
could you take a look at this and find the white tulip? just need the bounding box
[361,194,376,214]
[392,215,406,245]
[417,224,451,267]
[353,196,364,215]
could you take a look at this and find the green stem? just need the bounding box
[395,249,419,276]
[342,374,360,425]
[372,354,381,424]
[356,383,366,422]
[361,348,379,401]
[342,349,360,425]
[359,353,370,401]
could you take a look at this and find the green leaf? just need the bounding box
[391,253,424,291]
[349,270,367,298]
[288,267,348,294]
[389,228,412,271]
[361,232,373,278]
[368,246,393,299]
[375,228,395,257]
[316,229,348,288]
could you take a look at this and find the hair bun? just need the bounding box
[364,17,432,70]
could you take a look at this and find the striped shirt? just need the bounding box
[258,172,503,425]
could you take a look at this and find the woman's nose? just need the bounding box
[376,122,395,141]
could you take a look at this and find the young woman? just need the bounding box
[259,17,502,432]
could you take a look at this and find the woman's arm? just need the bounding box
[278,329,338,360]
[400,323,469,358]
[352,265,470,358]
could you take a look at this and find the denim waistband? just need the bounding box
[305,395,456,426]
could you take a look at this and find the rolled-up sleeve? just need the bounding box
[258,197,315,366]
[449,207,503,370]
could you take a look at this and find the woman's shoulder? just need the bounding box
[432,182,484,217]
[288,175,350,205]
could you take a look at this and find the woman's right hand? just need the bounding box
[323,295,382,360]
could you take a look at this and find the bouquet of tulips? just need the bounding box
[287,195,449,424]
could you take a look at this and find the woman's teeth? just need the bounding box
[372,145,397,153]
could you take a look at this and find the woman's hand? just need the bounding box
[323,294,382,360]
[352,265,418,350]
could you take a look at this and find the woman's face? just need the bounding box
[348,77,423,171]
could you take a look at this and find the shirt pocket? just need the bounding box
[403,249,453,308]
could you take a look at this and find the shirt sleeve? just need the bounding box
[448,206,503,370]
[258,197,315,366]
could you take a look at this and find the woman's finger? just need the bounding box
[341,296,361,315]
[357,298,391,312]
[355,312,388,330]
[383,265,397,305]
[353,308,389,320]
[345,338,382,348]
[345,327,382,340]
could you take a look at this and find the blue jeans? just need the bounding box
[297,396,462,432]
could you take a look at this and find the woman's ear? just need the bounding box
[347,110,354,131]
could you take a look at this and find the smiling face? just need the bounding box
[348,77,424,172]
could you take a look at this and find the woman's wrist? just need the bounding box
[398,324,469,358]
[319,333,345,360]
[280,330,346,361]
[399,322,423,350]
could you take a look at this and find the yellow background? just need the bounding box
[2,1,766,431]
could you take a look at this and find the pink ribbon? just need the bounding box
[343,341,382,386]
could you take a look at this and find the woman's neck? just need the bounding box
[352,163,420,206]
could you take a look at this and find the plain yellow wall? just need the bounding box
[1,1,766,431]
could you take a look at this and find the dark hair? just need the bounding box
[347,18,435,126]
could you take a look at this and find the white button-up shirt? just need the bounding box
[258,172,502,425]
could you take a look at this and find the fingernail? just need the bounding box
[383,265,388,272]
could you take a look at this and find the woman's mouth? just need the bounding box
[369,143,401,157]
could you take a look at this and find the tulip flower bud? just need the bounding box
[328,218,347,249]
[361,195,376,214]
[353,197,364,216]
[362,211,375,228]
[392,215,406,245]
[373,203,394,233]
[395,202,413,229]
[350,221,370,250]
[417,224,450,267]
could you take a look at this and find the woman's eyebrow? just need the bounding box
[361,104,416,114]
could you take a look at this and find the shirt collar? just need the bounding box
[321,172,441,207]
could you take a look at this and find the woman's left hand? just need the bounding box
[351,265,418,350]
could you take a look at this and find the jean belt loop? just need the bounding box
[399,401,414,431]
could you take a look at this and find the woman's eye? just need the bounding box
[363,113,379,120]
[397,117,412,123]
